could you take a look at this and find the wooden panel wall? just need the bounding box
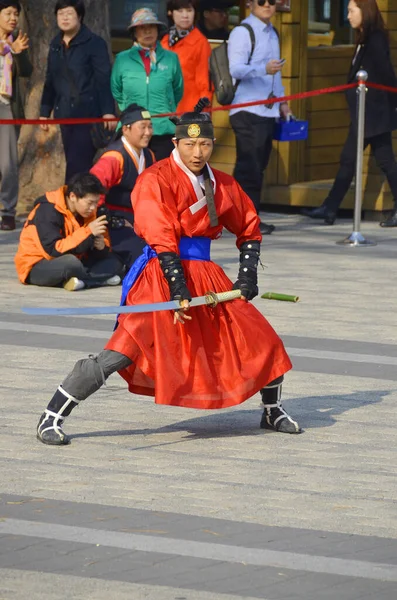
[266,1,309,186]
[304,46,352,182]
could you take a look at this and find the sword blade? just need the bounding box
[23,295,208,317]
[22,289,242,317]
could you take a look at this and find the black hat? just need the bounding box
[119,103,151,127]
[172,98,214,140]
[200,0,234,11]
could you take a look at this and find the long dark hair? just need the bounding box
[353,0,387,44]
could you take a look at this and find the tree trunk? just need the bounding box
[18,0,111,214]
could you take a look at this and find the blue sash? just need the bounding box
[120,237,211,306]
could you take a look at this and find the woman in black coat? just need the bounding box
[39,0,116,183]
[303,0,397,226]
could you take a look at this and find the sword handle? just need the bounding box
[205,289,242,306]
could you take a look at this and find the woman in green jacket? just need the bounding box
[111,8,184,160]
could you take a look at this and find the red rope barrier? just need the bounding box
[0,81,394,126]
[0,82,358,126]
[155,83,358,117]
[366,81,397,94]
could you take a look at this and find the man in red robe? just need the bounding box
[37,101,301,446]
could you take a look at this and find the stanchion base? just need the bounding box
[336,231,377,247]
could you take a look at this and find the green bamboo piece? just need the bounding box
[261,292,300,303]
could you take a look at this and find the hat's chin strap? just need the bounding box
[203,165,218,228]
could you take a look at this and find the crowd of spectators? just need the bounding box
[0,0,396,290]
[0,0,286,244]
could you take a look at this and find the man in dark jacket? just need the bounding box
[198,0,231,41]
[39,0,116,182]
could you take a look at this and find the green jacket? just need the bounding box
[111,43,183,137]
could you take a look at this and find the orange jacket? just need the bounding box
[161,27,213,113]
[15,186,110,284]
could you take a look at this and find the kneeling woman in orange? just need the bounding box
[161,0,213,112]
[36,102,301,447]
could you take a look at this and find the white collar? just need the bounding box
[121,136,145,174]
[171,148,216,202]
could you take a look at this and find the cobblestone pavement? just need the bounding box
[1,215,397,599]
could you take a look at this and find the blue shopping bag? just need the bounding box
[273,119,309,142]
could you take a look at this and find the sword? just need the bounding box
[22,289,242,317]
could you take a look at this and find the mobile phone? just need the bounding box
[278,58,286,65]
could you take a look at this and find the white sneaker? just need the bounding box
[63,277,86,292]
[104,275,121,286]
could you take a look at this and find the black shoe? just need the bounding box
[260,403,302,434]
[301,205,336,225]
[380,211,397,228]
[0,216,16,231]
[37,411,71,446]
[259,222,275,235]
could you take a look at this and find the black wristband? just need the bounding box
[158,252,192,302]
[233,240,260,301]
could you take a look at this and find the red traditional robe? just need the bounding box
[106,150,292,409]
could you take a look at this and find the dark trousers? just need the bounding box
[106,210,146,270]
[60,124,97,183]
[28,254,123,288]
[109,226,146,270]
[149,135,174,161]
[0,103,18,217]
[230,111,275,213]
[325,126,397,212]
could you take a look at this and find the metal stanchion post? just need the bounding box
[337,70,376,247]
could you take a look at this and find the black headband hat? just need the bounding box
[172,98,214,140]
[119,103,151,127]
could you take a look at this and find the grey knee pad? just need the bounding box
[96,350,133,378]
[62,350,132,401]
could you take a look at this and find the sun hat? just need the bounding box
[128,8,167,32]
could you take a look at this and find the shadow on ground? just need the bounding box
[70,388,393,444]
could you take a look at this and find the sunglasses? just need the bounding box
[257,0,276,6]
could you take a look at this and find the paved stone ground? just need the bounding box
[1,214,397,599]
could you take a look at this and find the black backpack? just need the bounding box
[209,23,255,106]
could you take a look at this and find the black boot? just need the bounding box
[259,222,275,235]
[380,210,397,228]
[37,387,79,446]
[260,376,301,434]
[301,205,336,225]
